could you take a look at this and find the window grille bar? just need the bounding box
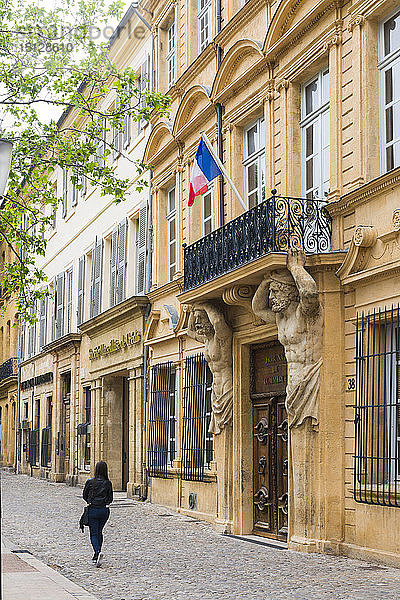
[354,305,400,507]
[148,362,175,478]
[181,354,214,482]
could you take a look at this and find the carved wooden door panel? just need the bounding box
[251,342,288,540]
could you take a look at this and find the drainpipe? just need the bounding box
[133,2,153,501]
[216,0,224,226]
[15,357,21,474]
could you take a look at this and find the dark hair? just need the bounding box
[94,461,109,480]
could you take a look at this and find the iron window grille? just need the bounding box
[29,428,39,466]
[181,354,214,481]
[41,426,51,467]
[355,306,400,507]
[148,362,177,478]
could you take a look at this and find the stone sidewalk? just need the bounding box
[2,539,98,600]
[3,469,400,600]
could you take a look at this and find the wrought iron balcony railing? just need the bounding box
[183,192,332,291]
[0,357,18,382]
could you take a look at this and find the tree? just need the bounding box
[0,0,170,321]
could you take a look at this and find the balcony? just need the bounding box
[183,193,332,292]
[0,357,18,382]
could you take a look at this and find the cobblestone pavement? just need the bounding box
[3,470,400,600]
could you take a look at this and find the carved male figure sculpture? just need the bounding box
[187,303,233,435]
[252,249,322,428]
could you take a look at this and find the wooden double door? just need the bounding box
[251,342,288,541]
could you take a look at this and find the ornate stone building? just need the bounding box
[17,6,153,494]
[142,0,400,567]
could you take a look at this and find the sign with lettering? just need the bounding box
[89,331,141,361]
[253,342,287,395]
[21,372,53,391]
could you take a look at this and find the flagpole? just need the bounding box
[201,132,247,212]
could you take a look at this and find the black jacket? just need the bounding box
[83,476,113,507]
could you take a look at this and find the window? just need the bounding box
[138,56,151,132]
[110,219,127,308]
[148,363,177,477]
[96,119,106,167]
[301,69,330,199]
[77,255,85,326]
[71,172,78,207]
[90,238,103,318]
[55,272,65,339]
[113,99,123,160]
[136,203,147,295]
[167,21,175,87]
[62,167,68,218]
[380,10,400,173]
[201,187,214,236]
[38,295,47,351]
[243,118,265,209]
[166,187,176,281]
[181,354,214,481]
[66,267,73,333]
[354,306,400,507]
[198,0,212,52]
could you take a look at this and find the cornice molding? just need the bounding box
[327,168,400,216]
[78,296,148,337]
[147,277,183,302]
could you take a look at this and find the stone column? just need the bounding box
[127,366,145,498]
[214,424,233,533]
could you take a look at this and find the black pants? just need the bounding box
[88,506,110,554]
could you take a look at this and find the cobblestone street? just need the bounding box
[3,470,400,600]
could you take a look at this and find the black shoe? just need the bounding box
[92,552,98,563]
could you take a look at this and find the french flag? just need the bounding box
[189,138,222,206]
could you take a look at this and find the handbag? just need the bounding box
[79,480,94,532]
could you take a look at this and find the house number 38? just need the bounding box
[346,377,356,391]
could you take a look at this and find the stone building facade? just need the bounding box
[17,6,153,492]
[142,0,400,567]
[0,242,18,469]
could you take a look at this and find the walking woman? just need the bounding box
[83,461,113,567]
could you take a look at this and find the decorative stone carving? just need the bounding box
[252,249,323,429]
[187,302,233,435]
[393,210,400,231]
[353,225,377,247]
[347,14,365,33]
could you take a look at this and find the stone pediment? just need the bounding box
[337,213,400,285]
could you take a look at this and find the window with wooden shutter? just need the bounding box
[62,168,68,218]
[109,227,118,308]
[96,119,106,167]
[136,203,147,295]
[27,309,36,358]
[113,99,123,160]
[55,272,65,339]
[138,56,150,132]
[38,296,47,351]
[50,278,56,341]
[18,320,25,361]
[116,218,127,304]
[71,172,78,206]
[90,239,103,317]
[77,255,85,326]
[66,267,73,333]
[123,85,131,148]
